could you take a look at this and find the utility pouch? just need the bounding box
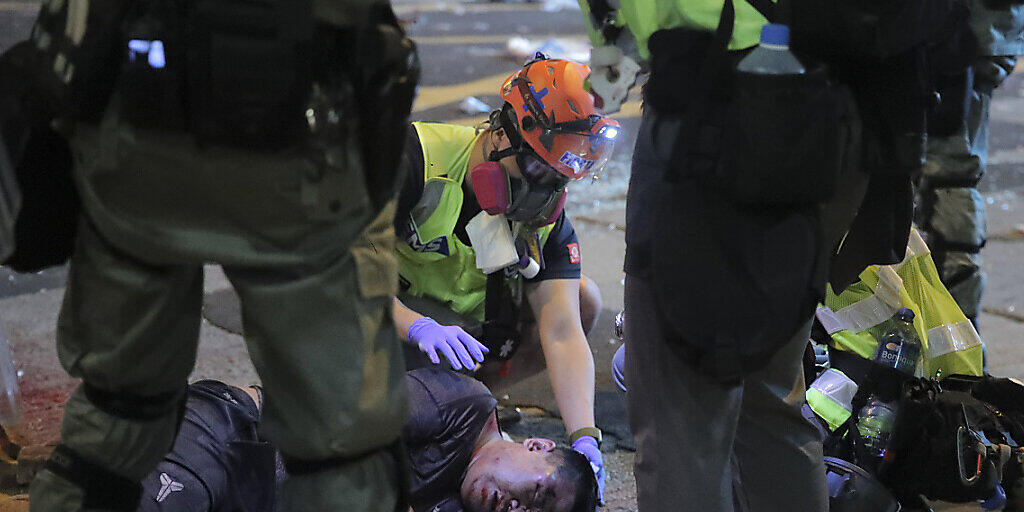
[0,43,78,272]
[650,178,826,384]
[647,0,849,206]
[185,0,314,149]
[29,0,134,122]
[846,49,930,177]
[118,5,188,131]
[717,67,847,203]
[351,4,420,212]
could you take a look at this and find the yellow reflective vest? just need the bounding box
[394,122,554,320]
[818,229,984,380]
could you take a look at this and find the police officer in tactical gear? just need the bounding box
[916,1,1024,329]
[578,0,972,510]
[17,0,419,510]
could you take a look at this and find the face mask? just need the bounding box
[505,177,565,225]
[470,161,510,215]
[470,139,567,224]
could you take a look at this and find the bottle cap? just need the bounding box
[759,24,790,47]
[896,308,915,322]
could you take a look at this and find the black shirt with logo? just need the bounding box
[135,370,496,512]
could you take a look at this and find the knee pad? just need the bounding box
[83,381,186,421]
[44,444,143,511]
[612,344,627,393]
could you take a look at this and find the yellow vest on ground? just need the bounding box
[818,229,984,379]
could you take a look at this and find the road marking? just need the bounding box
[414,71,508,112]
[0,1,37,13]
[412,33,584,45]
[395,2,543,15]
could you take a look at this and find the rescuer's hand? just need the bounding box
[407,317,489,370]
[588,45,640,115]
[572,436,605,506]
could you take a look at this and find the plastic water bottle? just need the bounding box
[873,308,922,376]
[856,397,897,459]
[736,24,806,75]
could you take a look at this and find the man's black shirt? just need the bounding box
[135,370,497,512]
[403,367,497,512]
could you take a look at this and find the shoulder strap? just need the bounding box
[483,271,522,361]
[743,0,776,23]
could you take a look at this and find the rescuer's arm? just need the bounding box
[526,279,595,435]
[393,297,489,370]
[393,296,425,341]
[527,278,604,502]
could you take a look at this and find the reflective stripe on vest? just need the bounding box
[904,229,930,261]
[834,266,903,333]
[816,306,876,359]
[806,369,859,431]
[926,320,982,360]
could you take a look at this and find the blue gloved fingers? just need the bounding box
[454,328,488,362]
[422,344,441,365]
[445,330,477,369]
[435,339,464,370]
[572,436,605,507]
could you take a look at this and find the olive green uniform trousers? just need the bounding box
[917,56,1017,325]
[28,99,407,512]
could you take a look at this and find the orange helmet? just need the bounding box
[496,55,620,180]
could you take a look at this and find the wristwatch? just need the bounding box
[569,427,603,447]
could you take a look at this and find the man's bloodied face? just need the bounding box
[460,438,579,512]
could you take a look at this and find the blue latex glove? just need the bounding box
[571,436,605,507]
[407,317,489,370]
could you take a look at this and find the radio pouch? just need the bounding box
[116,0,314,149]
[648,0,849,206]
[185,0,314,149]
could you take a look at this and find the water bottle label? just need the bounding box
[876,341,919,374]
[877,342,902,366]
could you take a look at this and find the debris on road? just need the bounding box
[459,96,491,114]
[507,36,590,63]
[541,0,580,11]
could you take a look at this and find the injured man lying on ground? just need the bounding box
[134,368,598,512]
